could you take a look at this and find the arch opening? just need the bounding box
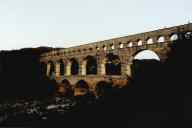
[131,50,161,78]
[185,32,192,39]
[147,38,153,44]
[110,44,115,50]
[70,58,79,75]
[59,60,65,76]
[137,40,143,46]
[85,56,97,75]
[157,36,165,43]
[105,53,121,75]
[119,43,123,48]
[58,79,73,96]
[75,80,89,96]
[134,50,160,61]
[170,33,178,41]
[127,42,133,47]
[95,81,113,97]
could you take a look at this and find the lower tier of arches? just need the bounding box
[54,75,129,96]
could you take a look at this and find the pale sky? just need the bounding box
[0,0,191,50]
[134,50,160,60]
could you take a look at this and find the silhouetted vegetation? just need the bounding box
[0,47,56,100]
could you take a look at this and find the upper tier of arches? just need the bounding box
[41,29,192,58]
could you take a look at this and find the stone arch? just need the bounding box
[74,80,89,96]
[157,36,165,43]
[70,58,79,75]
[95,81,112,97]
[58,79,73,96]
[133,49,160,61]
[170,33,178,41]
[48,61,55,77]
[84,55,97,75]
[59,59,65,76]
[96,46,100,51]
[126,49,161,77]
[103,45,107,51]
[110,44,115,50]
[130,49,161,77]
[185,31,192,39]
[137,39,143,46]
[105,53,121,75]
[127,41,133,47]
[62,79,71,87]
[119,42,124,48]
[146,37,154,44]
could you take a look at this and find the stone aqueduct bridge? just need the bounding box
[40,23,192,95]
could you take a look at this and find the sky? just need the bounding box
[134,50,160,60]
[0,0,191,50]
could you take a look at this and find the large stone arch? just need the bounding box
[95,81,112,97]
[130,49,161,77]
[70,58,79,75]
[82,55,97,75]
[57,79,73,96]
[169,33,179,42]
[74,80,89,96]
[105,53,121,75]
[132,49,160,61]
[47,61,55,77]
